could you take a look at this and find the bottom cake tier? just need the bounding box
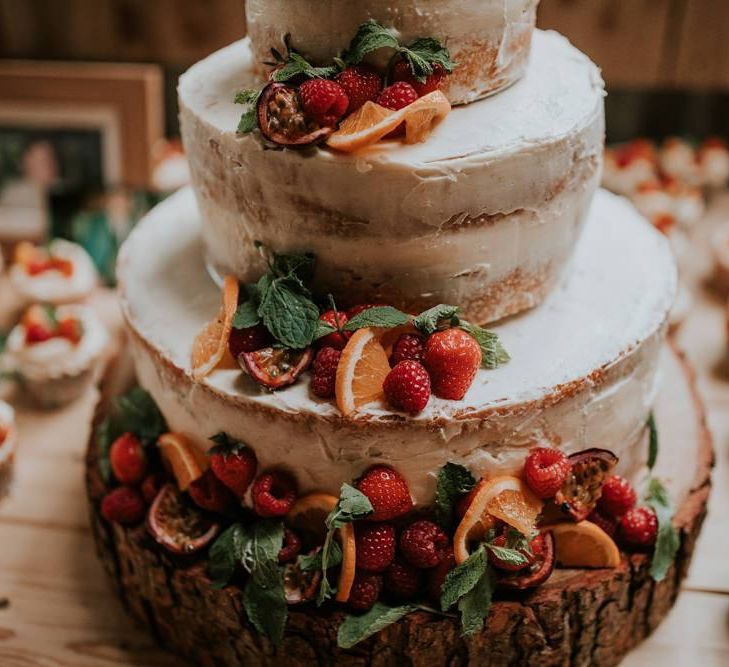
[86,344,711,667]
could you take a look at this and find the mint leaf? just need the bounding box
[401,37,457,82]
[299,542,342,571]
[434,463,475,530]
[314,321,337,340]
[413,304,460,335]
[458,323,510,369]
[208,432,250,455]
[440,544,488,611]
[343,306,410,332]
[343,20,400,66]
[271,251,315,289]
[232,300,261,330]
[271,52,339,82]
[484,544,530,569]
[234,89,261,105]
[234,89,262,134]
[337,602,417,649]
[645,478,680,582]
[647,412,658,470]
[258,280,320,349]
[457,566,494,636]
[208,523,247,588]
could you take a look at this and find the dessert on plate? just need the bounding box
[85,2,711,665]
[0,400,17,483]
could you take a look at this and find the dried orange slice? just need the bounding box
[327,91,451,153]
[550,521,621,568]
[335,327,392,415]
[453,476,544,564]
[285,492,356,602]
[191,275,239,380]
[157,432,207,491]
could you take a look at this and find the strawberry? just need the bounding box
[390,333,424,366]
[109,433,147,485]
[101,486,146,524]
[356,465,413,522]
[523,447,571,499]
[335,65,383,114]
[355,522,396,573]
[598,475,637,518]
[423,328,481,400]
[278,528,302,564]
[317,309,350,350]
[400,520,450,569]
[383,360,431,414]
[24,322,54,345]
[348,571,383,611]
[390,61,447,97]
[618,507,658,550]
[298,79,349,127]
[384,558,422,601]
[209,437,258,500]
[310,346,341,398]
[377,82,418,111]
[251,470,297,517]
[228,324,272,357]
[188,469,236,513]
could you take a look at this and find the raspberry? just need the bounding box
[423,329,481,400]
[140,473,163,504]
[335,65,383,114]
[317,310,351,350]
[188,469,236,513]
[377,82,418,111]
[355,522,396,573]
[383,360,431,414]
[109,433,147,485]
[390,333,424,366]
[618,507,658,550]
[588,510,618,538]
[356,465,413,521]
[298,79,349,127]
[391,60,448,96]
[348,571,383,611]
[427,549,456,601]
[598,475,637,518]
[278,528,302,564]
[209,438,258,500]
[346,303,389,319]
[252,470,298,517]
[228,324,272,357]
[400,520,449,569]
[523,447,571,499]
[310,347,341,398]
[384,558,422,600]
[101,486,146,525]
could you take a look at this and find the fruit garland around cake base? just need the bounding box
[96,394,680,649]
[190,247,510,416]
[234,20,456,151]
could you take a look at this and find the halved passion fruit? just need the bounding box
[239,346,313,389]
[257,83,333,147]
[147,483,220,555]
[283,550,323,604]
[498,531,555,590]
[554,449,619,522]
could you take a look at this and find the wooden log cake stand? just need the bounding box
[84,346,713,667]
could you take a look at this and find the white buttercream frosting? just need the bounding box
[118,187,676,505]
[0,399,16,466]
[9,239,98,305]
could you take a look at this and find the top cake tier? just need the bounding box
[246,0,539,105]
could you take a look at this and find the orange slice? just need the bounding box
[550,521,621,568]
[453,476,543,564]
[191,275,239,380]
[157,432,207,491]
[327,91,451,153]
[335,327,392,415]
[286,492,356,602]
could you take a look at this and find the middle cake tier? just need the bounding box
[179,29,605,325]
[118,188,676,507]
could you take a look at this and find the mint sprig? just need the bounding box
[645,478,680,582]
[343,306,410,331]
[298,541,342,572]
[434,462,475,530]
[337,602,417,649]
[208,523,248,588]
[233,88,262,134]
[458,322,510,369]
[413,304,460,335]
[271,52,340,82]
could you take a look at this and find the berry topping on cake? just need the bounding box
[335,65,383,114]
[383,360,431,414]
[298,79,349,127]
[390,333,425,365]
[228,323,272,357]
[355,522,396,573]
[384,558,422,601]
[356,465,413,521]
[21,305,84,346]
[391,61,447,96]
[187,469,236,513]
[252,470,298,517]
[310,347,341,398]
[101,486,146,525]
[618,507,658,550]
[209,434,258,500]
[423,328,482,400]
[317,309,351,350]
[598,475,637,518]
[278,528,302,564]
[377,81,419,111]
[400,519,449,569]
[524,447,571,499]
[348,571,383,611]
[109,432,147,485]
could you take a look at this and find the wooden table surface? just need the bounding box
[1,196,729,666]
